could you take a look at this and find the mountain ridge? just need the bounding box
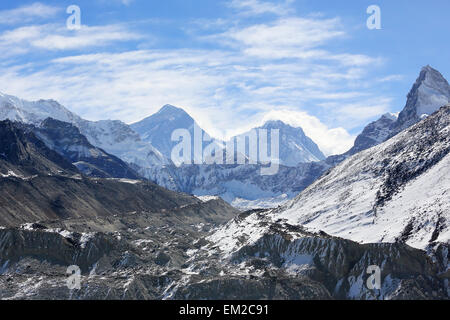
[0,93,169,171]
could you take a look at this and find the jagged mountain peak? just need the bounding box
[132,104,196,132]
[260,119,304,132]
[0,92,168,168]
[143,104,194,124]
[232,119,325,166]
[345,66,450,157]
[158,104,188,115]
[421,64,442,75]
[397,65,450,128]
[0,119,78,176]
[131,105,203,160]
[279,104,450,250]
[416,65,450,94]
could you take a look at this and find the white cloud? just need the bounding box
[318,97,393,129]
[0,24,142,54]
[225,17,344,51]
[0,3,394,156]
[377,74,404,82]
[261,109,355,155]
[0,2,60,25]
[32,25,142,50]
[212,17,380,68]
[228,0,293,16]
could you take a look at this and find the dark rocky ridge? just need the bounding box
[0,120,78,176]
[0,120,238,227]
[34,118,141,179]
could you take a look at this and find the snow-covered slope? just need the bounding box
[131,106,326,208]
[131,104,213,162]
[232,120,325,166]
[397,65,450,130]
[208,105,450,254]
[278,108,450,250]
[0,92,168,169]
[228,105,450,251]
[347,66,450,156]
[33,118,140,179]
[142,160,329,210]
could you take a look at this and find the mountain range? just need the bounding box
[1,66,449,209]
[0,65,449,300]
[131,104,325,166]
[135,66,450,208]
[347,65,450,155]
[0,92,168,171]
[0,89,330,207]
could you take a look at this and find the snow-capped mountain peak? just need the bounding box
[232,120,325,166]
[277,104,450,250]
[346,66,450,156]
[0,92,168,169]
[157,104,187,115]
[0,93,80,125]
[397,65,450,129]
[131,104,209,160]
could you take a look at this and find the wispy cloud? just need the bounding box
[227,0,293,16]
[121,0,134,5]
[318,97,393,129]
[377,74,404,82]
[0,2,60,25]
[0,2,396,156]
[260,109,355,155]
[0,23,142,55]
[0,46,379,154]
[97,0,135,6]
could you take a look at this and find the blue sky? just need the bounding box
[0,0,449,155]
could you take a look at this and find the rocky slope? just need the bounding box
[0,92,168,170]
[0,214,447,300]
[347,65,450,156]
[0,120,238,227]
[32,118,140,179]
[208,105,450,260]
[233,120,325,166]
[276,105,450,250]
[0,120,78,177]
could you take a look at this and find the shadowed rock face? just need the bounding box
[0,120,238,227]
[0,120,78,176]
[347,66,450,157]
[34,118,141,179]
[0,219,447,300]
[0,118,244,300]
[396,66,450,130]
[0,115,448,300]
